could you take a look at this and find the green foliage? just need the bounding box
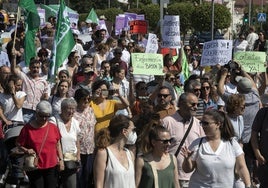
[167,2,195,34]
[139,4,160,31]
[96,8,124,23]
[191,2,231,31]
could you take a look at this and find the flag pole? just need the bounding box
[12,6,21,51]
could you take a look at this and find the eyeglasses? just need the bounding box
[155,138,174,144]
[169,77,176,81]
[185,48,191,51]
[202,86,210,90]
[200,121,215,126]
[157,94,170,98]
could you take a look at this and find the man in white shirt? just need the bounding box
[0,43,10,67]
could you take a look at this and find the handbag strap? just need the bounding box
[37,123,50,157]
[175,117,194,157]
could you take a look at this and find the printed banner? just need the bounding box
[131,53,164,75]
[161,15,181,48]
[233,51,266,72]
[115,15,125,36]
[200,40,233,66]
[129,20,147,34]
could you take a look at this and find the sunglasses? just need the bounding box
[85,63,93,67]
[139,87,147,90]
[189,102,198,107]
[37,113,50,118]
[157,94,170,98]
[202,86,210,90]
[194,88,201,92]
[155,138,174,144]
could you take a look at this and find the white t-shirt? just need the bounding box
[189,137,243,188]
[0,91,26,123]
[0,51,10,67]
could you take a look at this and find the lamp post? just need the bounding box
[108,0,110,8]
[211,0,215,40]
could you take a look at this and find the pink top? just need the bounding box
[17,122,61,169]
[162,112,205,180]
[20,71,49,110]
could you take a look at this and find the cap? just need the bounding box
[237,77,252,93]
[99,15,107,20]
[9,14,15,19]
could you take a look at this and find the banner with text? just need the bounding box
[131,53,164,75]
[145,33,159,53]
[129,20,148,34]
[161,15,181,48]
[233,51,266,72]
[200,40,232,66]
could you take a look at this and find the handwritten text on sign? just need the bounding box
[233,51,266,72]
[131,53,164,75]
[201,40,233,66]
[161,15,181,48]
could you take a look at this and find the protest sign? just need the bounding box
[129,20,147,34]
[200,40,232,66]
[233,51,266,72]
[131,53,164,75]
[137,14,145,20]
[115,15,125,36]
[145,33,159,53]
[124,12,137,29]
[161,15,181,48]
[37,8,46,26]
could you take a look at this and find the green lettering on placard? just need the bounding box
[131,53,164,75]
[233,51,266,72]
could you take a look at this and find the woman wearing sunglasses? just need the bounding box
[200,80,219,111]
[135,124,180,188]
[182,110,251,188]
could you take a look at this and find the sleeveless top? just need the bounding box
[95,53,106,71]
[104,148,135,188]
[138,154,175,188]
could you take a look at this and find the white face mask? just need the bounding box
[126,131,137,145]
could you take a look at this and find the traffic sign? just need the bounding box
[257,13,266,22]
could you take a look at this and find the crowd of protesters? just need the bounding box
[0,10,267,188]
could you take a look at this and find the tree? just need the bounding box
[191,2,231,32]
[139,4,160,31]
[167,2,195,35]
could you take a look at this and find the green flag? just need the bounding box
[19,0,40,66]
[51,0,75,79]
[86,8,99,24]
[181,49,190,80]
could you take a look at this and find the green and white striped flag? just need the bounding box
[19,0,40,66]
[51,0,75,80]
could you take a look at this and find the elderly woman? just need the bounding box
[73,88,96,188]
[51,98,81,188]
[17,100,63,188]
